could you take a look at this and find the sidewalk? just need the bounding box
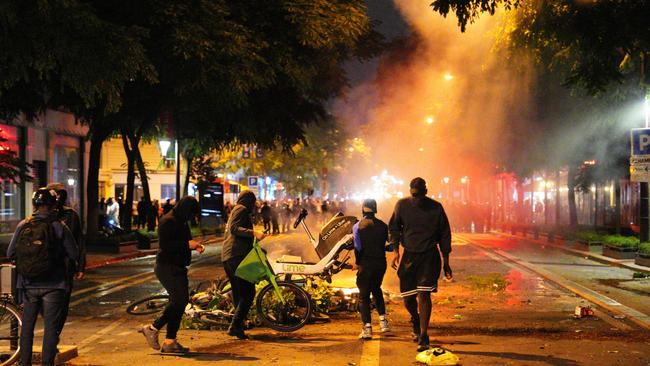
[495,230,650,275]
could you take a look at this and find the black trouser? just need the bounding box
[21,288,65,366]
[263,219,271,234]
[224,257,255,328]
[356,259,387,324]
[153,263,189,340]
[56,272,74,336]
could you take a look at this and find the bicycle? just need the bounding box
[127,209,357,332]
[0,265,22,366]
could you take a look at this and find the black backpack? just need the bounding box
[15,217,60,279]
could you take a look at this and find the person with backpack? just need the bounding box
[7,188,78,366]
[46,183,86,338]
[139,196,205,354]
[354,199,392,340]
[389,177,452,352]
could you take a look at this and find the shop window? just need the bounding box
[0,124,21,230]
[161,184,176,201]
[53,144,81,211]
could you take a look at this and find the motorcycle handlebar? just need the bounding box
[293,208,308,229]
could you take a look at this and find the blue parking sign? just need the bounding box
[631,128,650,156]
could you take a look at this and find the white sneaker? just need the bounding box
[359,325,372,339]
[379,318,391,333]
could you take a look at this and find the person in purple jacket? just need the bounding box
[7,188,78,366]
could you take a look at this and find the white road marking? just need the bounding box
[77,318,128,351]
[358,336,381,366]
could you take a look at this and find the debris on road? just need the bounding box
[453,314,463,320]
[613,315,626,320]
[574,306,594,318]
[415,347,459,365]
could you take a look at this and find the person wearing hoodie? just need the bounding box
[354,199,391,340]
[139,196,204,354]
[389,177,452,352]
[222,190,265,339]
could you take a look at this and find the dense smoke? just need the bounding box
[334,1,535,199]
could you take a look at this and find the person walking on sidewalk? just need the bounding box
[7,188,78,366]
[46,183,86,339]
[389,177,452,352]
[222,190,266,339]
[354,199,391,340]
[260,201,271,234]
[139,196,205,353]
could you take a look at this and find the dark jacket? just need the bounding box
[156,196,198,267]
[353,214,389,264]
[222,191,256,263]
[389,196,451,254]
[58,206,86,272]
[260,203,271,221]
[7,212,78,290]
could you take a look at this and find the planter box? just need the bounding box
[634,254,650,267]
[574,240,603,253]
[602,245,638,260]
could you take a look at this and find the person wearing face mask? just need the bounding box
[139,196,204,354]
[222,190,265,339]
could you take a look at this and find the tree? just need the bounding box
[431,0,650,94]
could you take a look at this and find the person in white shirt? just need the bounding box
[106,197,121,227]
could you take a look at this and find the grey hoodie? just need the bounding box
[221,191,256,262]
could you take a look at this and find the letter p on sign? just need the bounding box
[631,129,650,156]
[641,135,650,151]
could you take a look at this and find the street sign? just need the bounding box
[630,129,650,182]
[631,128,650,156]
[248,176,259,187]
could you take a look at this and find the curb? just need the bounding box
[85,250,157,270]
[494,230,650,275]
[462,237,650,331]
[84,236,224,270]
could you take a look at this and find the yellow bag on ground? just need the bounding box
[415,348,460,366]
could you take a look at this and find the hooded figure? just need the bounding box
[221,190,261,339]
[139,196,203,354]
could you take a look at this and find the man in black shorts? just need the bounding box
[389,177,452,352]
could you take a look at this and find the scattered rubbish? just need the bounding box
[574,330,583,333]
[607,350,619,354]
[574,306,594,318]
[453,314,462,320]
[347,363,356,366]
[415,348,459,366]
[632,272,649,279]
[613,315,626,320]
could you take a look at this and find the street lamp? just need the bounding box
[159,138,180,201]
[444,73,454,81]
[426,116,434,124]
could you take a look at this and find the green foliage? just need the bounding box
[603,235,639,249]
[430,0,519,32]
[639,243,650,256]
[304,278,335,314]
[467,273,510,292]
[632,271,649,279]
[573,230,603,243]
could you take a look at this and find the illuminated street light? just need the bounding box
[158,140,171,157]
[442,176,450,184]
[444,73,454,81]
[348,147,354,152]
[460,176,468,184]
[426,116,434,124]
[418,147,424,152]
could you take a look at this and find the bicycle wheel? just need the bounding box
[0,302,21,366]
[126,295,169,315]
[256,281,312,332]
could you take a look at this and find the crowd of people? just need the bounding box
[98,196,176,232]
[140,176,453,355]
[5,176,454,364]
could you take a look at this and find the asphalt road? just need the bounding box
[24,231,650,365]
